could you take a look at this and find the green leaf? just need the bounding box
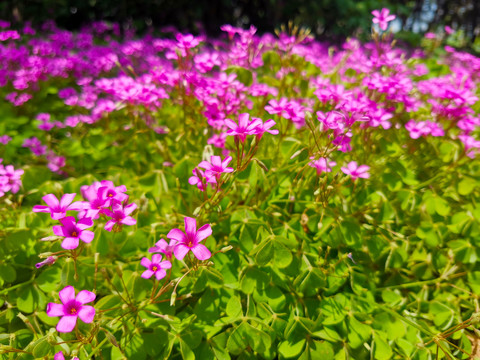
[226,296,243,318]
[278,339,306,358]
[374,332,392,360]
[32,336,51,358]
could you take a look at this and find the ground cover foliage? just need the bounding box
[0,13,480,360]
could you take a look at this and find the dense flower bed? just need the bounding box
[0,11,479,359]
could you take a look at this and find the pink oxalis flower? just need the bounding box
[140,254,172,280]
[198,155,234,181]
[54,352,79,360]
[33,193,82,220]
[149,238,178,260]
[167,217,212,261]
[46,286,96,333]
[52,216,94,250]
[341,161,370,179]
[372,8,396,31]
[103,201,137,231]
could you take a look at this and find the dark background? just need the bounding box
[0,0,478,47]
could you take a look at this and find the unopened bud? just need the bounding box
[170,292,177,306]
[220,245,233,253]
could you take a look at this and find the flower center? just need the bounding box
[71,231,78,237]
[187,241,193,248]
[70,307,77,315]
[151,265,158,271]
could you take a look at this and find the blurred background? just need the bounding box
[0,0,478,51]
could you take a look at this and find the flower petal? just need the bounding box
[184,217,197,238]
[42,193,59,208]
[140,257,151,268]
[173,244,190,260]
[78,305,95,323]
[46,302,65,317]
[60,193,76,208]
[167,228,187,243]
[76,290,96,304]
[52,225,66,237]
[77,217,93,230]
[32,205,50,213]
[79,230,94,243]
[121,216,136,226]
[57,315,77,333]
[124,203,137,216]
[191,244,212,261]
[61,237,79,250]
[195,224,212,243]
[160,260,172,269]
[141,270,154,279]
[59,286,75,304]
[155,269,167,280]
[104,220,115,232]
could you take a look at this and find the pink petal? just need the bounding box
[121,216,136,226]
[221,156,232,168]
[198,161,212,170]
[167,228,187,243]
[77,305,95,323]
[42,194,59,208]
[57,315,77,333]
[238,113,249,127]
[211,156,222,167]
[160,260,172,269]
[124,203,137,216]
[155,269,167,280]
[184,217,197,238]
[372,10,380,17]
[59,193,76,208]
[140,257,151,268]
[104,220,115,232]
[347,161,358,171]
[61,237,79,250]
[191,244,212,260]
[54,351,66,360]
[195,224,212,243]
[76,290,96,304]
[224,119,238,130]
[32,205,50,213]
[59,286,75,304]
[52,212,67,220]
[77,217,93,229]
[151,253,163,263]
[52,225,66,237]
[68,200,88,211]
[79,231,94,243]
[46,302,65,317]
[141,270,154,279]
[173,244,190,260]
[356,165,370,173]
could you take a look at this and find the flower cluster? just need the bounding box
[0,160,24,197]
[33,180,137,251]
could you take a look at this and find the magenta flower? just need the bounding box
[46,286,96,333]
[371,8,396,31]
[198,155,234,181]
[188,167,216,191]
[33,193,82,220]
[52,216,94,250]
[140,254,172,280]
[225,113,263,142]
[0,164,23,194]
[103,201,137,231]
[309,157,337,175]
[167,217,212,261]
[54,352,79,360]
[149,238,178,260]
[341,161,370,179]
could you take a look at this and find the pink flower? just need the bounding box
[54,352,79,360]
[0,135,11,145]
[188,167,216,191]
[225,113,263,143]
[341,161,370,179]
[309,157,336,174]
[198,155,234,181]
[46,286,95,333]
[372,8,396,31]
[0,164,23,194]
[32,193,82,220]
[52,216,94,250]
[140,254,172,280]
[254,119,279,139]
[149,238,178,260]
[445,26,454,35]
[167,217,212,261]
[103,201,137,231]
